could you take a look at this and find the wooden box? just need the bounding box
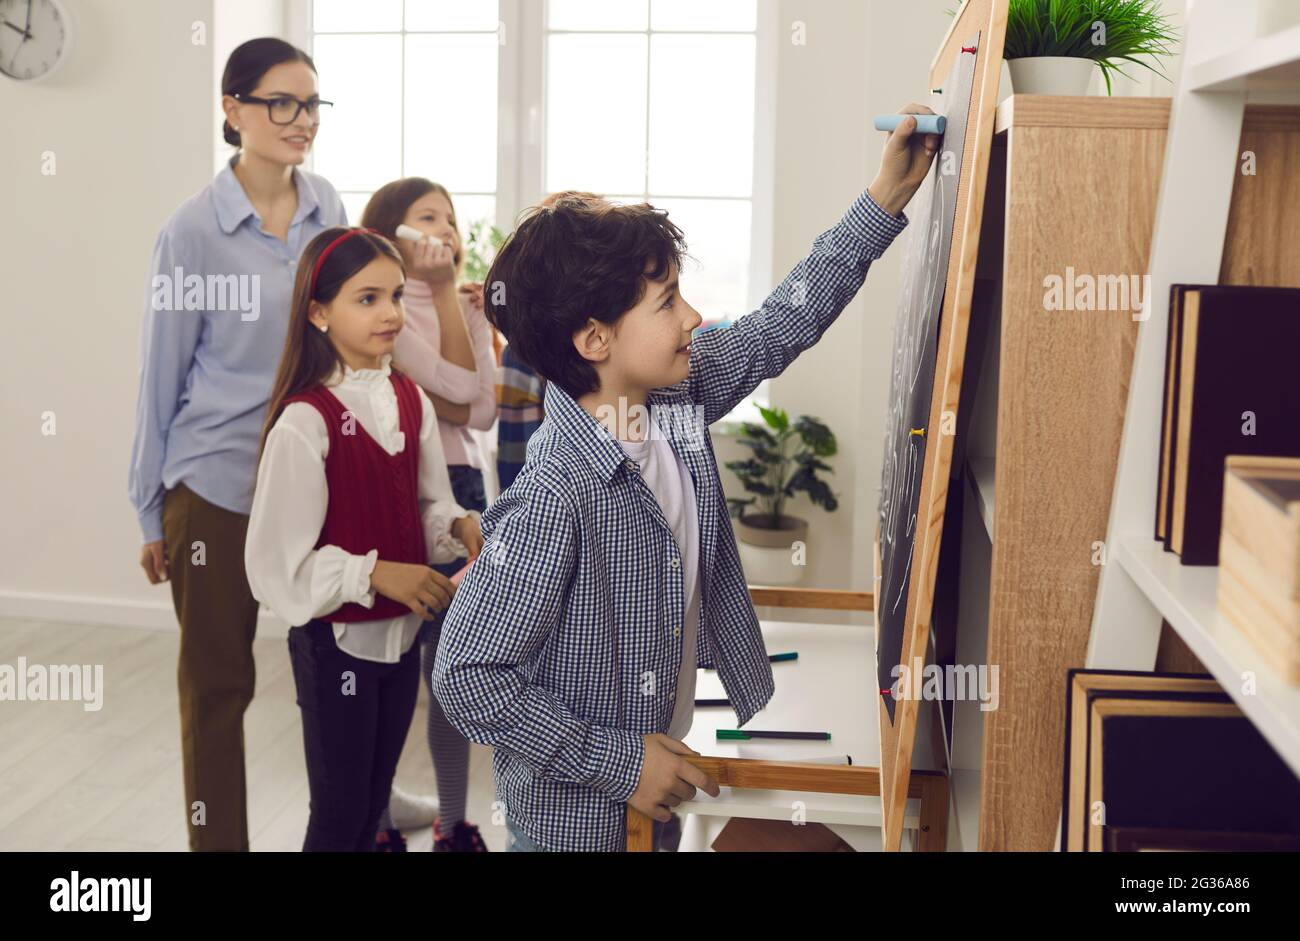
[1218,455,1300,683]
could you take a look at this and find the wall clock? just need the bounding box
[0,0,73,82]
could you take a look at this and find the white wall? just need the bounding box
[212,1,286,175]
[715,0,955,606]
[1,0,215,628]
[0,0,1204,630]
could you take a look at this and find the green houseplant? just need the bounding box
[725,405,838,585]
[986,0,1179,95]
[461,217,506,284]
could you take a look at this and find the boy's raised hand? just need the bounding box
[868,103,942,218]
[628,733,721,822]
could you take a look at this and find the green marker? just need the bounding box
[718,729,831,742]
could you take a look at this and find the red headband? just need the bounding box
[310,227,382,294]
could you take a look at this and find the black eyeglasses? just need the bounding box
[234,94,333,126]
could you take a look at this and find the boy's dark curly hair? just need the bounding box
[484,191,688,398]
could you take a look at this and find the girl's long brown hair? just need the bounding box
[361,177,464,273]
[258,227,406,461]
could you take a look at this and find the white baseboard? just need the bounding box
[0,589,291,639]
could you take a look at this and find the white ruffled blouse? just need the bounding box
[245,354,471,662]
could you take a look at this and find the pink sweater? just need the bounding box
[393,278,497,471]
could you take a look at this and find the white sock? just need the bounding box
[388,785,440,831]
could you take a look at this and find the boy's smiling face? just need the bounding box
[575,260,703,398]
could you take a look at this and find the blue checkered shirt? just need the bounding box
[431,191,907,851]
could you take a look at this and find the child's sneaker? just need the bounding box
[375,828,407,852]
[432,817,489,852]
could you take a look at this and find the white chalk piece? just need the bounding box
[395,224,450,248]
[873,113,947,136]
[395,223,431,244]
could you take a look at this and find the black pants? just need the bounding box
[288,619,421,852]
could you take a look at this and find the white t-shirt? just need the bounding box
[616,419,701,741]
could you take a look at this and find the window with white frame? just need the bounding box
[296,0,771,414]
[307,0,501,234]
[543,0,759,329]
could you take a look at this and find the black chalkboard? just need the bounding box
[876,35,980,723]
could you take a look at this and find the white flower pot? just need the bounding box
[1006,56,1098,96]
[736,514,808,587]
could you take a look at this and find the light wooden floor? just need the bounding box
[0,618,506,852]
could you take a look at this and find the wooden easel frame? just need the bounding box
[877,0,1008,851]
[626,587,950,852]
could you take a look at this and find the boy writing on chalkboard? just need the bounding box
[431,107,941,852]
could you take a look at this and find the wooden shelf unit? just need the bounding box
[948,93,1172,851]
[953,85,1300,851]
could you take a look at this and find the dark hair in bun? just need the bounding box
[221,38,316,148]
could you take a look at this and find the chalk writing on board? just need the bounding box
[876,34,980,723]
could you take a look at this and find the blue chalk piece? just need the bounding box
[873,113,946,136]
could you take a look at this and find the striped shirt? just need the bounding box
[431,191,907,851]
[495,343,545,490]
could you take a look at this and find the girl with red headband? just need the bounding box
[360,179,498,853]
[245,226,483,852]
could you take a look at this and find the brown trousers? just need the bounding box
[162,482,259,851]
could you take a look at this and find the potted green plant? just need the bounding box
[461,217,506,284]
[994,0,1179,96]
[725,405,838,586]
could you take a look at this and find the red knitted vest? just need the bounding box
[284,371,428,622]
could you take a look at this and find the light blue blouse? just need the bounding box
[128,154,348,542]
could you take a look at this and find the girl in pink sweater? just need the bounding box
[361,179,496,852]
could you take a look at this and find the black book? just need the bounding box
[1164,285,1300,565]
[1061,669,1300,853]
[1155,284,1194,541]
[1091,703,1300,851]
[1062,669,1222,852]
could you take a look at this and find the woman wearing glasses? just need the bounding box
[128,37,347,852]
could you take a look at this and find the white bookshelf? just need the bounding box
[1115,537,1300,773]
[1087,0,1300,781]
[1184,20,1300,92]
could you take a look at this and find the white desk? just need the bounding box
[676,619,925,847]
